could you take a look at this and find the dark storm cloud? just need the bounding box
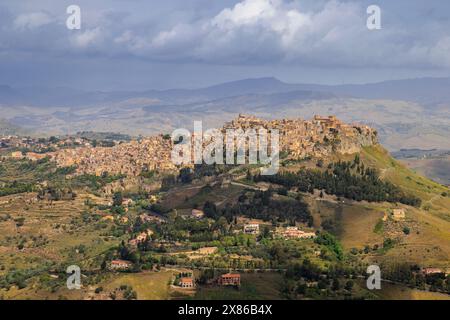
[0,0,450,89]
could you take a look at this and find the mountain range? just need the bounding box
[0,77,449,151]
[2,76,450,107]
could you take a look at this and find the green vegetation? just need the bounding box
[231,189,313,225]
[0,181,34,197]
[254,157,422,207]
[373,219,384,234]
[70,173,125,191]
[314,232,343,260]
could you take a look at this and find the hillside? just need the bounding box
[311,145,450,268]
[0,118,449,300]
[0,119,27,136]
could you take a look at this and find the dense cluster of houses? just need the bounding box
[3,115,377,180]
[223,114,377,159]
[49,135,176,176]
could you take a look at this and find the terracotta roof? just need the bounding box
[221,273,240,278]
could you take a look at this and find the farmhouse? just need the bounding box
[129,229,153,246]
[109,259,133,270]
[180,277,195,288]
[218,273,241,286]
[243,224,259,235]
[278,227,316,239]
[392,208,406,221]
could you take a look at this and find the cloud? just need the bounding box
[71,27,103,48]
[130,0,369,65]
[13,11,52,30]
[110,0,447,69]
[2,0,450,70]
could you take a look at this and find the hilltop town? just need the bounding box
[224,114,377,158]
[3,115,378,177]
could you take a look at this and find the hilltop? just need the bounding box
[45,114,376,179]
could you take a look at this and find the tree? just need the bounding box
[113,192,123,207]
[345,280,354,291]
[179,168,193,184]
[296,283,307,295]
[260,226,271,239]
[246,169,253,181]
[203,201,218,219]
[332,278,340,291]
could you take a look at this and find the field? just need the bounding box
[160,183,245,211]
[308,198,384,250]
[194,272,284,300]
[0,190,128,299]
[98,271,175,300]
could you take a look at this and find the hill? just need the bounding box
[0,119,28,136]
[0,116,448,300]
[310,145,450,268]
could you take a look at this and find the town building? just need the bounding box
[218,273,241,286]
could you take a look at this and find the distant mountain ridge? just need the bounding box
[1,77,450,151]
[1,76,450,107]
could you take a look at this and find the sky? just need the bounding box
[0,0,450,90]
